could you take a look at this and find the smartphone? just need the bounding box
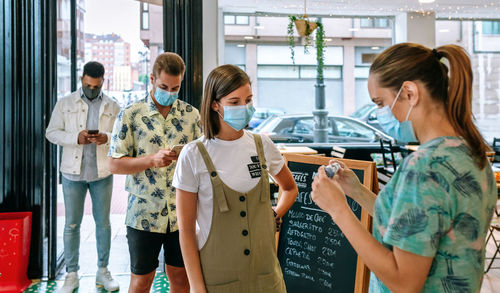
[88,129,99,135]
[171,144,184,155]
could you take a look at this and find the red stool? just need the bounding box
[0,212,32,293]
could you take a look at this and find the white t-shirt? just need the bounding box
[172,130,285,249]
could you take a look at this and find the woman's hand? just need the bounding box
[331,160,363,196]
[311,166,350,219]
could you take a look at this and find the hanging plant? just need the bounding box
[287,16,326,80]
[287,15,318,63]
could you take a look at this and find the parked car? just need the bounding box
[252,114,395,144]
[349,103,385,133]
[248,107,285,129]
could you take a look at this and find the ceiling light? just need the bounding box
[439,29,450,33]
[371,46,380,50]
[244,36,254,40]
[418,0,435,3]
[325,38,332,42]
[349,28,359,32]
[237,44,245,48]
[254,25,264,30]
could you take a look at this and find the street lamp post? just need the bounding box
[313,19,328,143]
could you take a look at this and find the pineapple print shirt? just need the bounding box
[370,136,497,293]
[109,96,202,233]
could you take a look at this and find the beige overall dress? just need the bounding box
[195,134,286,293]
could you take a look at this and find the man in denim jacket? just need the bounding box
[46,61,121,293]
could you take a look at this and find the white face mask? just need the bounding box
[375,86,418,143]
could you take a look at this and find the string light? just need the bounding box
[226,1,500,20]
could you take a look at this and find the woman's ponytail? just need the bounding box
[437,45,489,169]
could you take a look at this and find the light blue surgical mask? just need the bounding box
[376,86,418,144]
[218,102,256,131]
[154,87,178,106]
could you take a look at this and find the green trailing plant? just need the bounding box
[288,15,297,65]
[315,21,325,80]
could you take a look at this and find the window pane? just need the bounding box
[224,15,235,24]
[236,15,249,25]
[360,18,373,28]
[142,12,149,30]
[354,67,370,79]
[301,66,342,79]
[482,21,500,35]
[142,3,148,11]
[375,18,389,28]
[258,65,299,78]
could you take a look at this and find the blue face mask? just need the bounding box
[154,87,178,106]
[376,86,418,144]
[218,102,256,131]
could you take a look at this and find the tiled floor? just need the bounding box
[25,272,169,292]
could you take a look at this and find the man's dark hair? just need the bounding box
[83,61,105,78]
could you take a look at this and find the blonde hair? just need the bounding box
[152,52,185,78]
[370,43,489,169]
[201,65,251,139]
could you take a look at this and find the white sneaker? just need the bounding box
[59,272,79,293]
[96,267,120,291]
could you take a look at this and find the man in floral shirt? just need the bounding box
[108,52,201,293]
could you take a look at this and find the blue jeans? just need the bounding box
[62,175,113,272]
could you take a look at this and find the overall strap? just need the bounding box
[196,142,230,212]
[252,134,269,203]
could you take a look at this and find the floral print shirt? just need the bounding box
[109,95,201,233]
[371,136,497,293]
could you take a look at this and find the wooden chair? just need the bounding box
[485,216,500,273]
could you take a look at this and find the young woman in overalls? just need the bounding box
[173,64,298,293]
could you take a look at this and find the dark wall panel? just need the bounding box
[0,0,57,278]
[164,0,203,109]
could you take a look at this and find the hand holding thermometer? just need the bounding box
[325,162,341,178]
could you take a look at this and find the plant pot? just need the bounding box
[294,19,318,37]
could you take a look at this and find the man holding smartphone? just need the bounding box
[46,61,121,293]
[108,52,201,293]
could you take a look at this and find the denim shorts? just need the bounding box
[126,226,184,275]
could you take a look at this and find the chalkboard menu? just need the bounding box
[277,154,375,293]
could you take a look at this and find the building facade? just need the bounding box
[84,33,132,91]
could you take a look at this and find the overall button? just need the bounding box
[210,171,217,177]
[240,211,246,217]
[244,249,250,255]
[239,196,245,202]
[262,164,267,169]
[242,230,248,236]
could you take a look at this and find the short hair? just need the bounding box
[152,52,186,78]
[82,61,105,78]
[201,65,251,139]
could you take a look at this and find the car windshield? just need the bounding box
[253,116,282,133]
[350,104,374,119]
[334,117,376,140]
